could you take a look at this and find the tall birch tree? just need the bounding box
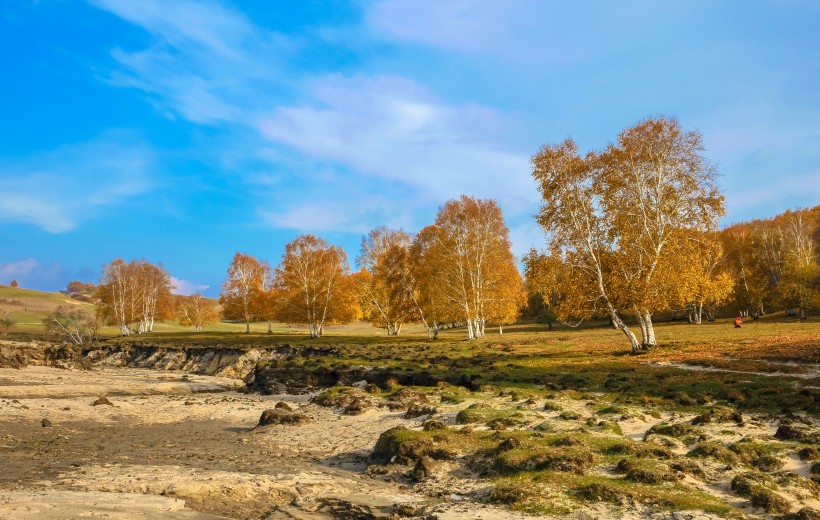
[356,227,416,335]
[219,252,268,333]
[532,117,724,352]
[273,234,358,338]
[416,196,521,339]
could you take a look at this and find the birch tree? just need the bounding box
[532,117,724,352]
[356,227,416,335]
[410,225,454,339]
[96,259,174,335]
[273,234,358,338]
[176,294,220,332]
[219,253,268,333]
[44,307,96,345]
[415,196,521,339]
[781,212,819,319]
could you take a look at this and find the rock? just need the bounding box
[343,398,371,415]
[405,402,437,419]
[394,503,419,517]
[92,397,113,406]
[798,447,819,461]
[422,420,446,431]
[274,401,293,412]
[257,409,310,427]
[775,424,809,441]
[389,388,429,407]
[365,383,381,394]
[412,456,436,480]
[794,507,820,520]
[41,418,52,427]
[497,437,521,452]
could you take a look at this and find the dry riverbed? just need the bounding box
[0,366,531,519]
[0,365,818,519]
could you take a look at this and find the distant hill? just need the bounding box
[0,285,95,332]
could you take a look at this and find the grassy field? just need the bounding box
[0,285,95,331]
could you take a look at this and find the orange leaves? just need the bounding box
[175,293,219,332]
[97,258,174,335]
[219,252,269,332]
[273,234,358,337]
[418,196,523,338]
[531,117,725,349]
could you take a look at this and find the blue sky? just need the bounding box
[1,0,818,295]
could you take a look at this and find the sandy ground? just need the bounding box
[0,367,534,519]
[1,366,817,519]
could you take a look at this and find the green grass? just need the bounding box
[4,286,820,416]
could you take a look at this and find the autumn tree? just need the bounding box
[257,272,280,334]
[523,250,568,331]
[273,235,358,338]
[9,280,18,288]
[0,313,16,335]
[780,212,819,319]
[66,280,96,295]
[176,294,220,332]
[219,253,269,333]
[43,306,97,345]
[673,233,733,324]
[532,117,724,352]
[721,206,820,318]
[96,259,174,335]
[721,226,769,317]
[410,225,453,339]
[356,227,416,335]
[414,196,522,339]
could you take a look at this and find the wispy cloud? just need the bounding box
[92,0,292,125]
[0,258,39,281]
[0,132,153,233]
[0,258,69,289]
[256,75,533,205]
[368,0,527,53]
[170,276,210,296]
[89,0,536,237]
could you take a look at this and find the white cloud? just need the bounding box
[256,75,535,204]
[170,276,210,296]
[0,133,153,233]
[90,0,538,236]
[0,258,39,281]
[92,0,292,125]
[368,0,527,53]
[0,258,70,289]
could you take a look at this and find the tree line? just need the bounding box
[39,116,818,349]
[218,195,524,339]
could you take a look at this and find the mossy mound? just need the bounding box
[495,446,595,475]
[370,426,458,465]
[456,403,514,425]
[688,441,739,464]
[604,441,674,459]
[691,406,743,426]
[647,422,698,439]
[312,386,368,408]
